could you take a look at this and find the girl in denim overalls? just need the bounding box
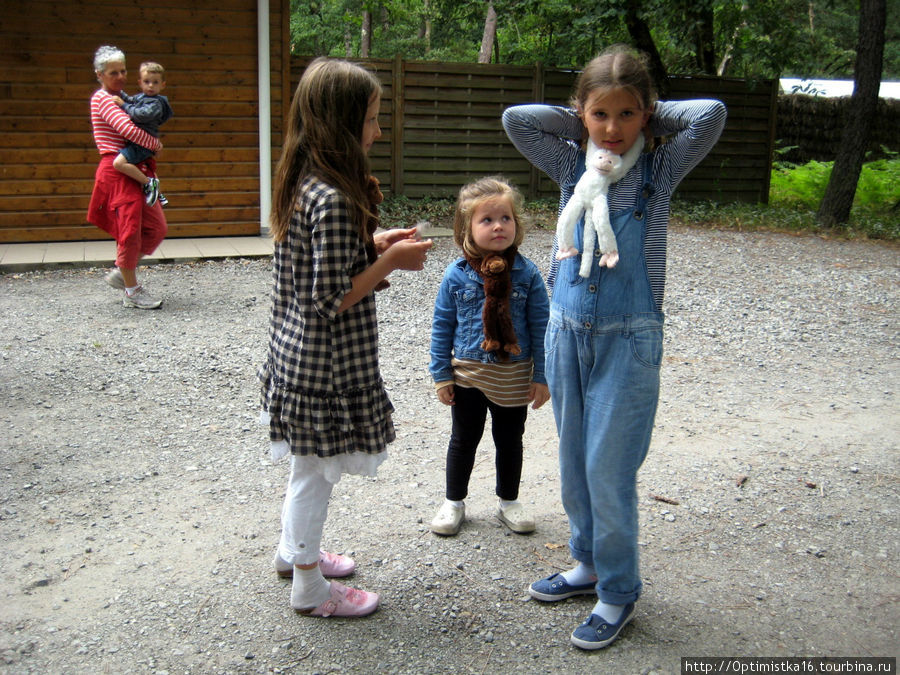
[503,45,727,650]
[429,177,550,538]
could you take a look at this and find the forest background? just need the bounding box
[288,0,899,81]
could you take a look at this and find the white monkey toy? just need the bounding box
[556,135,644,277]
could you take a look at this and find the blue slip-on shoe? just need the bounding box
[528,572,597,602]
[570,603,635,650]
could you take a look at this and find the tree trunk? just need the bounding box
[718,1,749,76]
[345,26,353,58]
[817,0,886,227]
[478,2,497,64]
[624,0,670,98]
[418,0,432,53]
[361,10,372,58]
[694,4,716,75]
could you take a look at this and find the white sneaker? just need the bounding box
[104,268,125,290]
[430,501,465,536]
[497,502,535,534]
[122,286,162,310]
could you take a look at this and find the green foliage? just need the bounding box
[495,0,628,68]
[770,158,900,216]
[769,159,833,205]
[379,195,455,229]
[288,0,898,79]
[672,159,900,241]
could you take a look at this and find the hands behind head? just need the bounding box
[375,227,433,271]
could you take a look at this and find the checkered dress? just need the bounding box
[258,175,395,458]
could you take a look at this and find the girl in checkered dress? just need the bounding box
[258,58,433,618]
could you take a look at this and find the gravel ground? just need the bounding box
[0,226,897,674]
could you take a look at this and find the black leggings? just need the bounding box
[445,385,528,502]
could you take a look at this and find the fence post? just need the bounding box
[392,53,405,197]
[528,61,545,200]
[762,77,779,204]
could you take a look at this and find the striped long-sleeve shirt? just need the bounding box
[502,99,727,309]
[90,89,161,156]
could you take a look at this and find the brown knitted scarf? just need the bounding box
[364,175,389,291]
[463,245,521,361]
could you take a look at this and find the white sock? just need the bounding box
[445,499,464,508]
[561,562,597,586]
[498,498,519,510]
[125,285,139,296]
[290,565,331,609]
[592,599,625,623]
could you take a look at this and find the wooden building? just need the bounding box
[0,0,288,243]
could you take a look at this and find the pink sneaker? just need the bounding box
[294,581,379,617]
[274,550,356,578]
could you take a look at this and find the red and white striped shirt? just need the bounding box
[90,89,161,156]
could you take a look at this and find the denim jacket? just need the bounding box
[429,253,550,385]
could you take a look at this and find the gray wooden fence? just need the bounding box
[292,55,777,204]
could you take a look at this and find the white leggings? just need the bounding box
[278,456,335,566]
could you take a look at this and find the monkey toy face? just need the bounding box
[588,146,621,177]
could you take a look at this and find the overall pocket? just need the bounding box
[630,327,663,369]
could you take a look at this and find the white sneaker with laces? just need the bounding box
[123,286,162,310]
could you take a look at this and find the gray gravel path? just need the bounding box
[0,227,897,674]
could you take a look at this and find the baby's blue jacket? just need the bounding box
[429,253,550,385]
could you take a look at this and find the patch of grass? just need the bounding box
[767,157,899,239]
[380,195,455,229]
[676,158,899,241]
[522,198,559,231]
[671,199,899,241]
[772,156,899,209]
[381,195,559,232]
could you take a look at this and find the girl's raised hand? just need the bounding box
[374,226,420,254]
[382,237,433,271]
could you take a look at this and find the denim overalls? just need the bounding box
[545,153,662,605]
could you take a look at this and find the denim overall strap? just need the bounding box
[551,153,659,321]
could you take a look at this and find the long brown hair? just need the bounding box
[270,58,382,242]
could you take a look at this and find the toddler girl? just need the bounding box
[428,177,550,537]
